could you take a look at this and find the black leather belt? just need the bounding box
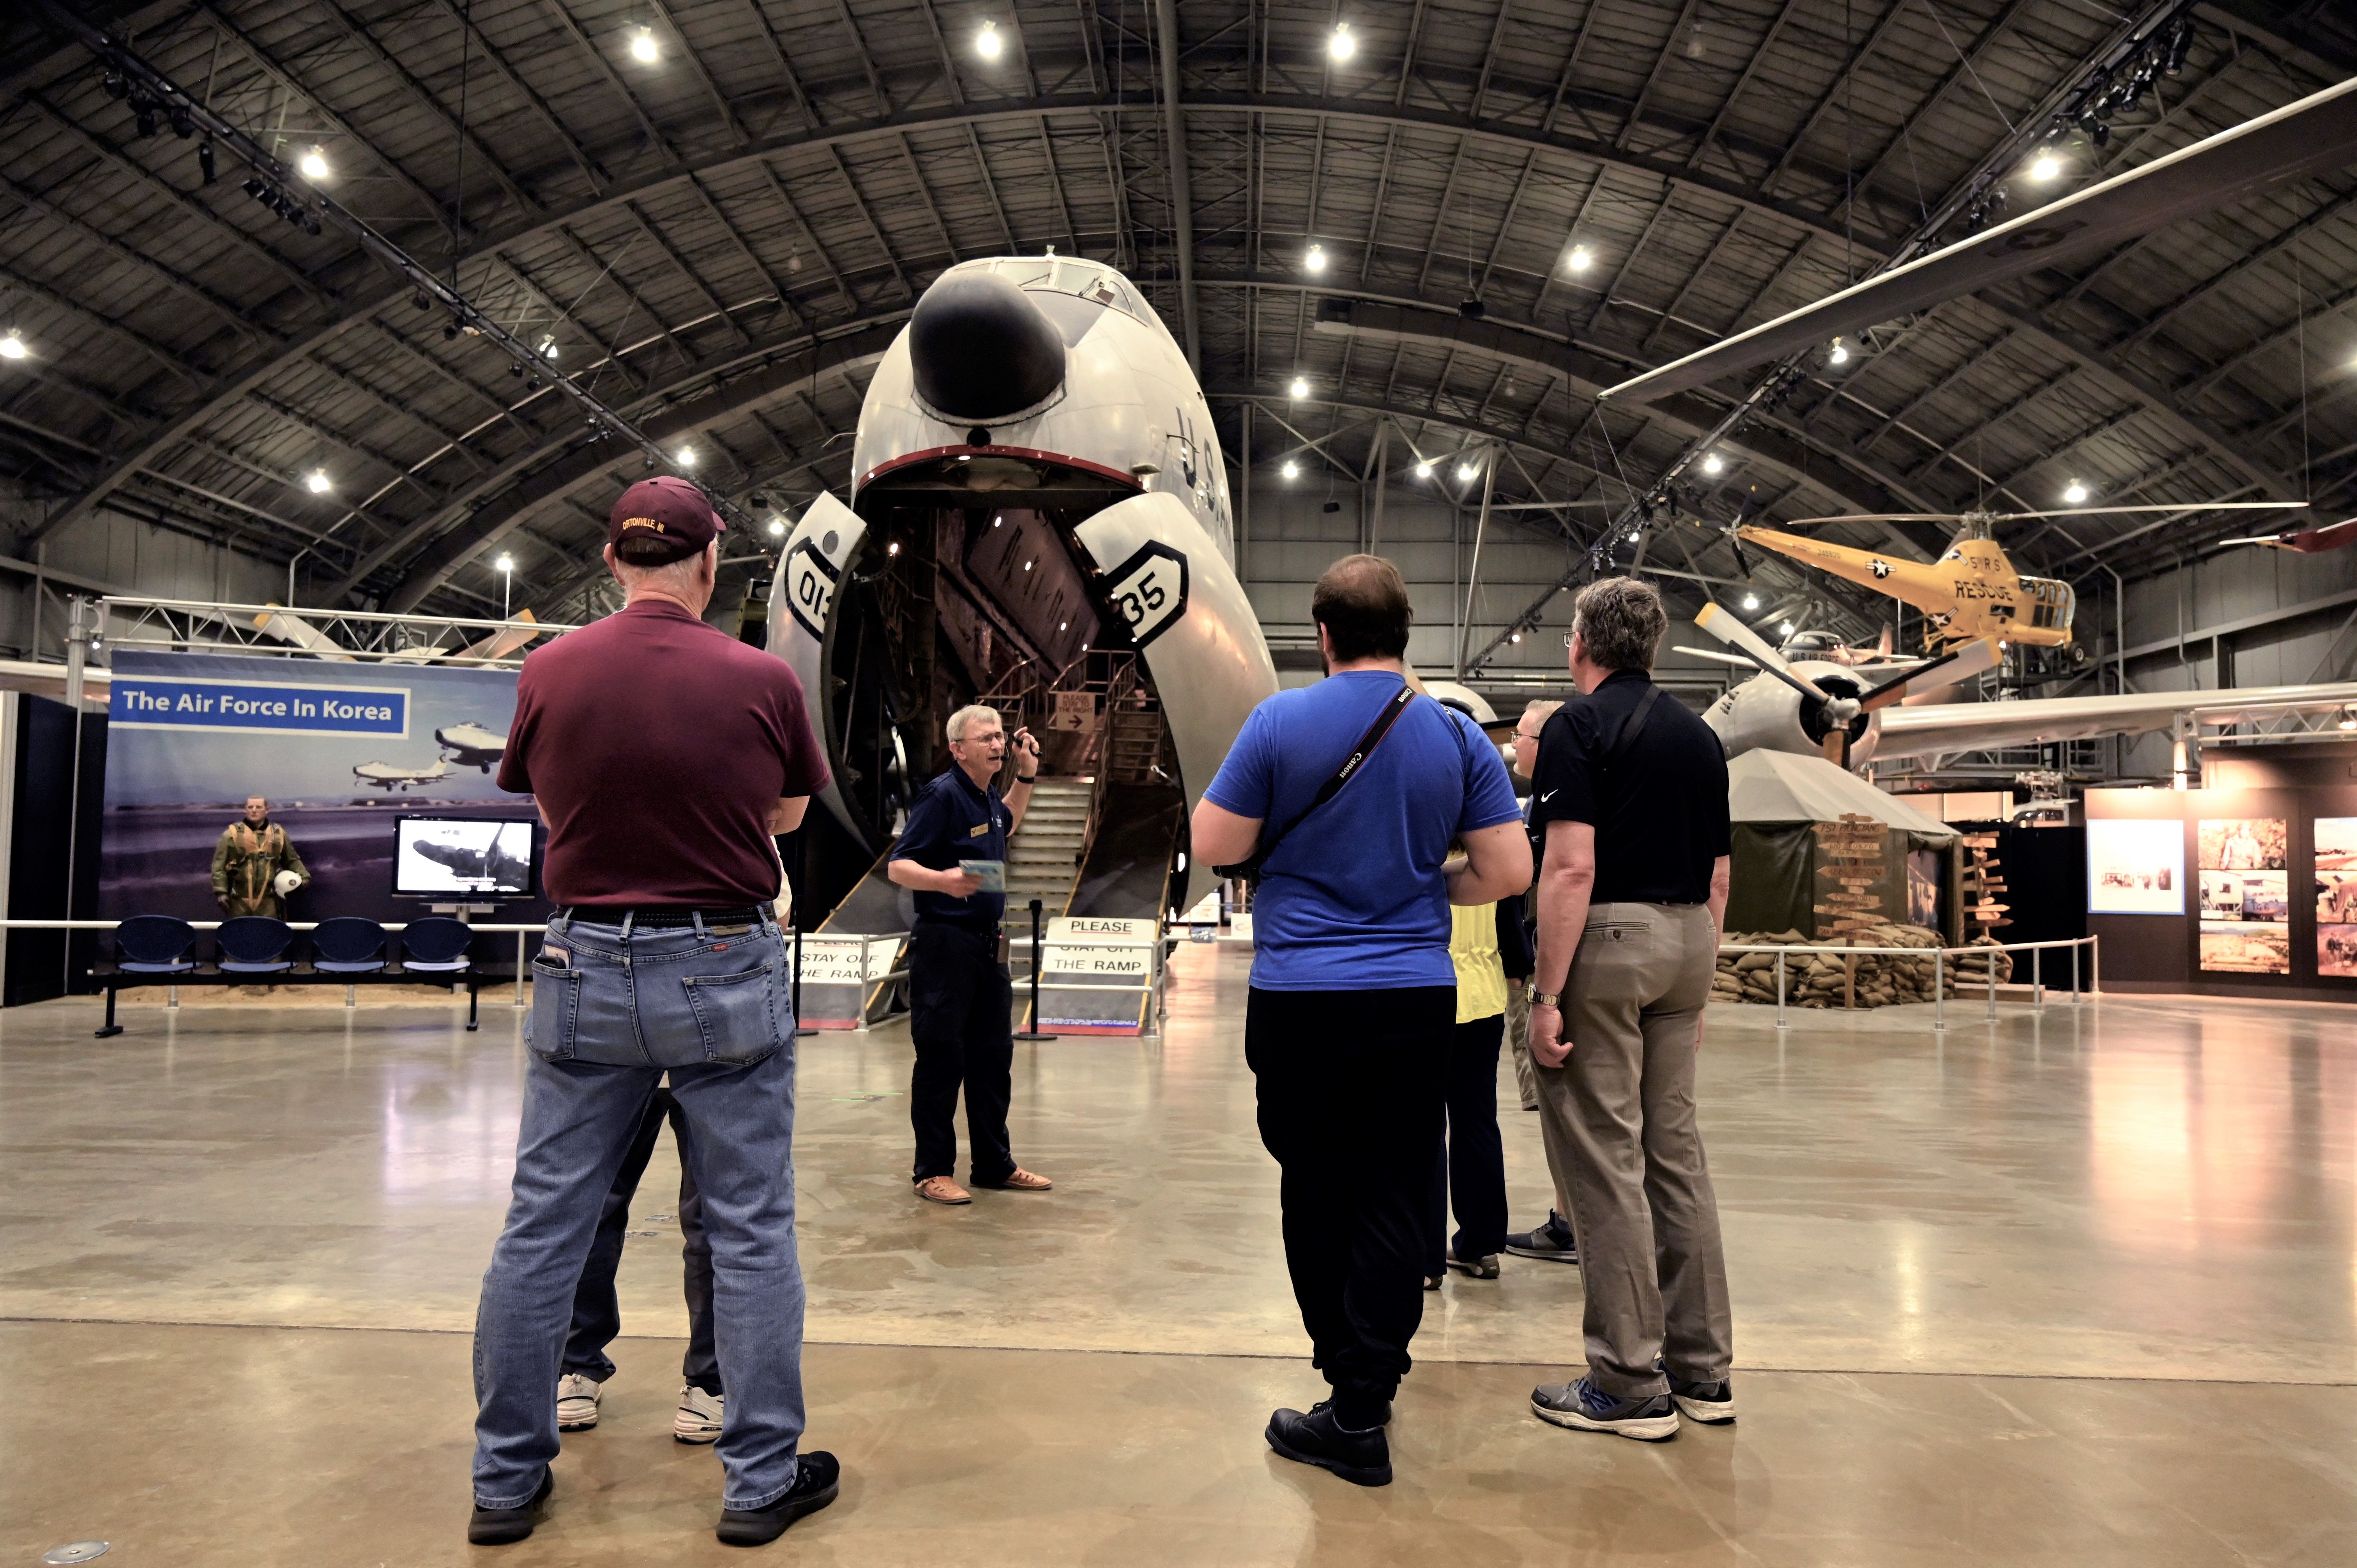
[560,905,766,928]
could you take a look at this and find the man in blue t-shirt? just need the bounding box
[1192,553,1528,1489]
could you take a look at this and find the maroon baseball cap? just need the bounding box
[608,475,724,565]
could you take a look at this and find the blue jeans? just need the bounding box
[472,912,806,1510]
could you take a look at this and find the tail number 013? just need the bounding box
[1103,542,1190,649]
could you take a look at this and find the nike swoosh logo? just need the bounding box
[1540,790,1557,801]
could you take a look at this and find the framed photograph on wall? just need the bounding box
[2086,818,2184,915]
[2316,818,2357,977]
[2196,817,2289,974]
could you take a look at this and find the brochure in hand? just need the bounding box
[959,859,1007,894]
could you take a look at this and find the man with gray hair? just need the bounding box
[888,703,1055,1205]
[1522,575,1735,1441]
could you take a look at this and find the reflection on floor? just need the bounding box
[2,944,2353,1563]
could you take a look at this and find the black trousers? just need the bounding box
[907,920,1017,1185]
[1426,1012,1510,1274]
[562,1087,720,1395]
[1246,983,1455,1426]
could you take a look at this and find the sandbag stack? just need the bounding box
[1712,924,1998,1008]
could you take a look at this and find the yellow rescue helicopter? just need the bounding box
[1732,503,2308,649]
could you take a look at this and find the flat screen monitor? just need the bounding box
[393,816,537,898]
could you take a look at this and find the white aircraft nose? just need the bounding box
[908,269,1064,422]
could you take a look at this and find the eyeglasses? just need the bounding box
[1514,731,1541,743]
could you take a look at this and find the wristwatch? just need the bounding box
[1532,989,1561,1008]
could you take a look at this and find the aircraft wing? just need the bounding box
[1873,681,2357,761]
[1601,75,2357,405]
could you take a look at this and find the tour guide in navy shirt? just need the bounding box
[1192,553,1528,1488]
[888,704,1055,1205]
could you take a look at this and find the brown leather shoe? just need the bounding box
[987,1167,1053,1191]
[914,1175,972,1204]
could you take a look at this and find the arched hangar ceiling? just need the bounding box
[0,0,2352,628]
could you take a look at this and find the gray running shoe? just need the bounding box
[1503,1211,1578,1263]
[1531,1377,1679,1441]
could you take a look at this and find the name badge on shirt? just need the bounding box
[969,822,989,838]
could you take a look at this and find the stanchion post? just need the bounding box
[1015,897,1057,1041]
[1774,950,1787,1031]
[2032,945,2042,1009]
[792,830,816,1038]
[1933,948,1945,1032]
[1987,947,1997,1021]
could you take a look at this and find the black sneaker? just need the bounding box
[467,1467,552,1545]
[1422,1274,1443,1291]
[715,1452,841,1546]
[1444,1248,1501,1279]
[1667,1371,1736,1424]
[1265,1401,1392,1486]
[1530,1377,1679,1441]
[1503,1211,1578,1264]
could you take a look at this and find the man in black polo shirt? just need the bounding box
[888,704,1055,1205]
[466,476,839,1548]
[1522,576,1735,1443]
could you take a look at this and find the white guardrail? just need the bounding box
[1717,934,2099,1032]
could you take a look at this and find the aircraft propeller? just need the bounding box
[1693,605,2000,765]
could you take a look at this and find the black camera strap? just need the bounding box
[1212,681,1416,881]
[1602,684,1662,772]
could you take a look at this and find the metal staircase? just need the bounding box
[1006,777,1091,911]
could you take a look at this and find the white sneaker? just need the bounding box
[674,1384,724,1444]
[556,1372,604,1430]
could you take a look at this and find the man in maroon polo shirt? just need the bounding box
[467,476,841,1549]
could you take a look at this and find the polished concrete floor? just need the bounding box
[4,945,2356,1563]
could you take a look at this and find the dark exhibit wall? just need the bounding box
[2088,786,2357,1003]
[98,652,549,927]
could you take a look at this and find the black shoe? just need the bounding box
[1265,1402,1392,1487]
[467,1467,552,1545]
[1667,1371,1736,1423]
[1444,1248,1500,1280]
[1530,1377,1679,1441]
[716,1452,841,1546]
[1504,1211,1578,1264]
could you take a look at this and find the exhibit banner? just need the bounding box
[2197,817,2289,973]
[99,650,546,926]
[2317,818,2357,978]
[2086,818,2184,914]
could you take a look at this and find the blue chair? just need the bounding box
[401,916,482,1032]
[311,917,390,973]
[399,917,475,973]
[216,916,295,974]
[113,915,197,974]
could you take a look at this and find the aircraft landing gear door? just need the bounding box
[1074,491,1279,917]
[767,491,870,844]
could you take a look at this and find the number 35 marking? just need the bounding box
[1101,542,1190,649]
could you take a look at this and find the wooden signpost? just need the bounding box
[1814,813,1888,1008]
[1959,831,2011,936]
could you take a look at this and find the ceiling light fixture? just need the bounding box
[1779,620,1795,636]
[887,540,901,555]
[1702,452,1724,475]
[1456,461,1477,482]
[538,336,559,359]
[1288,375,1309,398]
[298,145,329,180]
[1828,337,1850,365]
[977,20,1002,58]
[2029,151,2062,182]
[1742,593,1760,611]
[1304,244,1327,273]
[1414,460,1433,479]
[767,517,786,536]
[1328,23,1355,60]
[304,469,331,494]
[1509,630,1521,644]
[0,332,24,360]
[494,553,515,574]
[674,447,696,467]
[2339,705,2357,732]
[630,27,659,62]
[1281,460,1299,479]
[2063,480,2089,504]
[1566,244,1593,273]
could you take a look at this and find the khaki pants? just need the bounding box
[1534,901,1733,1398]
[1504,981,1539,1109]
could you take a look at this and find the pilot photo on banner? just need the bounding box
[100,650,551,926]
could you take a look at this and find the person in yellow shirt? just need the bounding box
[1428,880,1512,1282]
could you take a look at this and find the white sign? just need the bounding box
[1042,915,1154,979]
[1048,690,1098,733]
[795,934,902,986]
[2086,817,2184,915]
